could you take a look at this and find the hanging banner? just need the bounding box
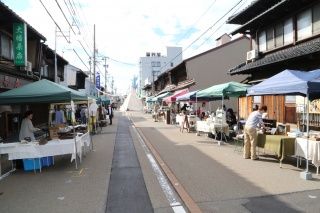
[96,72,100,89]
[13,22,27,66]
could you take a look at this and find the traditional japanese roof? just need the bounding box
[156,79,195,95]
[227,0,281,25]
[229,37,320,75]
[229,0,319,35]
[0,1,46,41]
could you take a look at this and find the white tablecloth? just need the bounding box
[196,121,212,133]
[295,138,320,168]
[176,114,184,126]
[0,132,91,162]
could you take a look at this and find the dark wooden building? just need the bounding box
[227,0,320,126]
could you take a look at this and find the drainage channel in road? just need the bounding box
[129,115,196,213]
[105,116,153,213]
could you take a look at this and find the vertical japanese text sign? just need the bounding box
[13,22,27,66]
[96,72,100,89]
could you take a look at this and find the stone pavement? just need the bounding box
[128,111,320,212]
[0,118,118,213]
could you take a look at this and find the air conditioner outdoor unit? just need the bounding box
[26,61,32,72]
[246,50,258,61]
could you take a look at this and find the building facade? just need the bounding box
[227,0,320,125]
[139,46,182,97]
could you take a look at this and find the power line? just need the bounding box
[55,0,91,58]
[39,0,69,43]
[194,0,250,51]
[177,0,218,45]
[55,0,76,35]
[64,0,93,55]
[158,0,244,73]
[108,57,137,66]
[73,48,89,70]
[39,0,91,71]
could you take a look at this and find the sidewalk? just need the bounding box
[128,111,320,212]
[0,118,118,213]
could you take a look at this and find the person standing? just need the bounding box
[19,110,40,141]
[107,104,113,125]
[243,105,267,160]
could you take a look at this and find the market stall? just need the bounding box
[196,81,249,144]
[0,79,90,175]
[247,69,320,179]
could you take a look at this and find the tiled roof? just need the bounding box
[229,37,320,75]
[156,79,195,95]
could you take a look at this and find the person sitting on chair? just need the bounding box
[226,108,237,127]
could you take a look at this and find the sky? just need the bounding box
[2,0,254,95]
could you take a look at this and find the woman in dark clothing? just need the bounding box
[226,108,237,127]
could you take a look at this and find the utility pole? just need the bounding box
[54,26,57,83]
[93,24,96,85]
[88,57,92,82]
[103,57,108,93]
[111,76,114,94]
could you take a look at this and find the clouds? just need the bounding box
[3,0,253,94]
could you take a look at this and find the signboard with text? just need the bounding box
[13,22,27,66]
[96,73,100,89]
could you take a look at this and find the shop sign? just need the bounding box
[0,75,26,89]
[96,72,100,89]
[13,22,27,66]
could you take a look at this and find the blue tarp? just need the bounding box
[247,69,320,100]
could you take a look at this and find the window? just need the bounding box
[151,61,156,67]
[297,9,312,40]
[170,62,173,67]
[253,96,261,104]
[284,18,293,45]
[285,95,296,103]
[313,3,320,35]
[266,28,274,50]
[258,31,266,52]
[275,23,283,47]
[0,34,13,60]
[156,61,161,67]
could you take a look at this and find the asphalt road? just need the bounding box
[129,111,320,213]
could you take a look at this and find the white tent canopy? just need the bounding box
[120,90,143,111]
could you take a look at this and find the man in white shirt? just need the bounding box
[243,105,267,160]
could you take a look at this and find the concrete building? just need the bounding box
[139,46,182,97]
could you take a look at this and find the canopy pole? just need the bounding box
[196,93,198,117]
[219,95,224,145]
[300,94,312,180]
[88,98,93,151]
[72,100,78,170]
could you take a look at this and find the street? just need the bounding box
[1,111,320,213]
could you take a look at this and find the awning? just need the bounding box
[197,81,249,99]
[247,69,320,100]
[163,89,189,103]
[151,92,172,102]
[176,90,198,102]
[0,79,88,104]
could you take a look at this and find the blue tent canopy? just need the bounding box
[247,69,320,100]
